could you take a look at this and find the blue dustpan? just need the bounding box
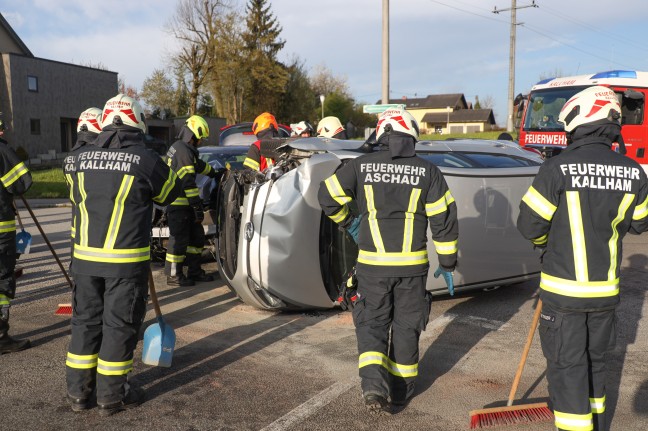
[142,315,176,367]
[16,229,31,254]
[142,269,175,367]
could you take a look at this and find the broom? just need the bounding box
[469,298,553,429]
[15,197,75,315]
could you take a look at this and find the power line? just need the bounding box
[537,5,648,54]
[521,23,635,70]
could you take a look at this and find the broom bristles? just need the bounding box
[55,303,72,316]
[469,403,553,429]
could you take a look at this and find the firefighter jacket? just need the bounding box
[517,137,648,311]
[0,138,32,247]
[166,128,214,207]
[68,125,181,278]
[243,129,276,171]
[318,140,459,277]
[64,131,98,239]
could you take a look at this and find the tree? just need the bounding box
[322,92,354,124]
[478,95,495,109]
[140,69,176,118]
[118,77,139,99]
[208,11,249,124]
[310,64,350,99]
[168,0,229,115]
[241,0,289,117]
[276,57,318,124]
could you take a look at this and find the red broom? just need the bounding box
[469,298,554,428]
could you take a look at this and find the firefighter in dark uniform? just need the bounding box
[65,94,181,415]
[517,86,648,431]
[318,108,458,413]
[63,107,102,253]
[0,119,33,354]
[243,112,279,171]
[165,115,218,286]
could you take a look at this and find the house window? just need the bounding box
[27,76,38,92]
[30,119,41,135]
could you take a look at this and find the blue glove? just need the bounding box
[345,217,361,244]
[434,266,455,296]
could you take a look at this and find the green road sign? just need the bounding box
[362,104,406,114]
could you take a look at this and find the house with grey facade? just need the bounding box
[0,13,117,164]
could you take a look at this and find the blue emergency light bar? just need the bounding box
[590,70,637,79]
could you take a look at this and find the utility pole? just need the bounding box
[382,0,389,104]
[493,0,537,132]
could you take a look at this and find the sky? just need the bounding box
[4,0,648,126]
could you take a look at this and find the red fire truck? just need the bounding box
[518,70,647,171]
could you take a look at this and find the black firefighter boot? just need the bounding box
[0,314,31,354]
[166,262,195,287]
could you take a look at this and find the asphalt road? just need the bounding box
[2,205,647,431]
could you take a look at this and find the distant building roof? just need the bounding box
[422,109,496,125]
[378,94,468,110]
[0,13,33,56]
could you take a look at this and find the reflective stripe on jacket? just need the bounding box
[318,147,458,277]
[167,140,213,206]
[517,138,648,310]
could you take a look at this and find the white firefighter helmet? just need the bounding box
[558,85,621,133]
[290,121,314,137]
[77,107,102,133]
[375,108,419,142]
[317,116,344,138]
[100,94,147,133]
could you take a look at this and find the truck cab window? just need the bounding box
[621,90,644,125]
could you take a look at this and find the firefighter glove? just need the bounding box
[209,167,227,179]
[345,217,360,244]
[192,204,205,224]
[434,266,454,296]
[337,268,358,311]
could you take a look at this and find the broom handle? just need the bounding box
[13,200,24,230]
[148,267,163,318]
[507,298,543,406]
[19,196,73,289]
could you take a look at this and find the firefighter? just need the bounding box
[517,86,648,431]
[243,112,279,171]
[317,108,458,413]
[63,107,102,250]
[0,119,33,354]
[65,94,181,415]
[165,115,219,287]
[290,121,314,137]
[317,116,347,139]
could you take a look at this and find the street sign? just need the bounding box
[362,104,406,114]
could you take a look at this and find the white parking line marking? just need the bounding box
[259,379,358,431]
[260,312,507,431]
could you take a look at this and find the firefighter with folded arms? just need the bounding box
[0,119,32,354]
[517,86,648,431]
[318,108,458,413]
[65,94,181,415]
[165,115,220,287]
[243,112,280,172]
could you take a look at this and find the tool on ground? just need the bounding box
[469,298,553,429]
[17,197,75,315]
[14,202,32,255]
[142,267,175,367]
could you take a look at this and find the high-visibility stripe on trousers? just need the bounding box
[538,302,615,431]
[164,206,206,278]
[66,273,148,405]
[353,273,430,401]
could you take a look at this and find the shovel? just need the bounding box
[142,267,175,367]
[14,201,31,255]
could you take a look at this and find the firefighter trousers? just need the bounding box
[0,230,17,300]
[164,206,205,278]
[353,273,431,402]
[538,302,616,431]
[66,273,148,405]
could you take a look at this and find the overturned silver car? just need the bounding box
[216,137,543,310]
